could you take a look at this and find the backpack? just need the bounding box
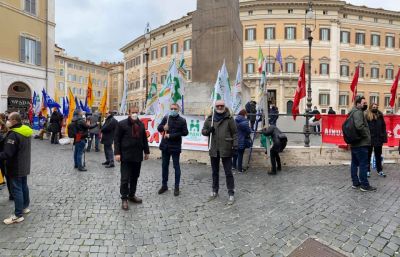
[67,121,78,139]
[342,111,361,144]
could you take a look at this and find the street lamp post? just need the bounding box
[144,23,151,110]
[304,1,316,147]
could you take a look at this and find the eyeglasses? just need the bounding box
[215,105,225,108]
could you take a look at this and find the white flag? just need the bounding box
[220,61,233,110]
[119,80,128,114]
[232,58,242,114]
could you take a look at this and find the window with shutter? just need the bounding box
[19,36,26,62]
[35,41,41,66]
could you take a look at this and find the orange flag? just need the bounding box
[99,87,108,116]
[87,74,93,108]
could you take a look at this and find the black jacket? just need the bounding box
[114,117,150,162]
[157,115,188,153]
[262,125,287,152]
[71,116,97,144]
[101,115,118,145]
[245,101,257,122]
[367,111,387,147]
[0,132,6,173]
[49,111,63,132]
[0,124,32,178]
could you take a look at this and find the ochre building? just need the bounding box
[0,0,55,115]
[121,0,400,114]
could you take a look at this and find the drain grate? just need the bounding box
[288,238,348,257]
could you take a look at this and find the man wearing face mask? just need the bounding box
[202,100,238,205]
[349,96,376,192]
[0,112,32,224]
[157,103,188,196]
[114,107,150,210]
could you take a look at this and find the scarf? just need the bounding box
[129,117,141,138]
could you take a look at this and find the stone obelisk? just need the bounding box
[185,0,243,114]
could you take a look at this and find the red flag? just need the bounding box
[350,65,359,102]
[28,99,33,124]
[292,61,306,120]
[390,69,400,108]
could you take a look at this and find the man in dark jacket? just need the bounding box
[114,107,150,210]
[202,100,237,205]
[0,112,32,224]
[71,109,98,172]
[245,100,257,130]
[86,112,101,152]
[349,96,376,192]
[49,108,63,144]
[101,111,118,168]
[328,107,336,115]
[262,125,287,175]
[268,104,279,126]
[311,106,321,134]
[157,103,188,196]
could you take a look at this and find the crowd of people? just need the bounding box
[0,97,399,223]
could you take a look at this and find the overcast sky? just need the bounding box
[55,0,400,63]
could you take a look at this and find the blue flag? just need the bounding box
[62,97,69,117]
[276,45,283,72]
[42,89,61,109]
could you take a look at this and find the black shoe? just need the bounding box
[277,166,282,171]
[360,185,377,192]
[158,187,168,194]
[174,188,180,196]
[128,196,142,204]
[105,164,115,168]
[95,149,100,152]
[78,167,87,172]
[86,149,91,152]
[74,166,78,169]
[102,161,109,165]
[268,169,277,175]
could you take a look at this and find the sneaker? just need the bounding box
[227,195,235,205]
[78,167,87,172]
[208,192,218,201]
[378,171,386,177]
[158,187,168,195]
[352,185,361,189]
[23,208,31,214]
[367,172,371,177]
[360,186,377,192]
[3,215,24,225]
[174,188,180,196]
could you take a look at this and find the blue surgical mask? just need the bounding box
[170,110,179,117]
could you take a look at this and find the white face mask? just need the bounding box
[131,113,138,120]
[6,121,12,128]
[82,115,86,119]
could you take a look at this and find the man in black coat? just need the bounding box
[245,100,257,130]
[262,125,287,175]
[157,103,188,196]
[101,111,118,168]
[114,107,150,210]
[0,112,33,224]
[49,108,63,144]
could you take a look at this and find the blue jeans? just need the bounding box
[74,140,86,168]
[11,176,30,217]
[351,146,370,187]
[232,149,245,172]
[161,151,181,188]
[87,133,99,151]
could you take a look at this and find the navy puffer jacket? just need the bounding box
[235,115,252,149]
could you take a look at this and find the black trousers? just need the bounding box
[270,145,281,172]
[210,155,235,196]
[368,145,383,172]
[51,131,60,143]
[120,161,141,200]
[104,144,114,164]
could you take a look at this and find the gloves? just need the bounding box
[209,127,215,134]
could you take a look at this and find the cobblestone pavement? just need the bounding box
[0,140,400,257]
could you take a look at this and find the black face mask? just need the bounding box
[371,109,378,113]
[362,104,368,111]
